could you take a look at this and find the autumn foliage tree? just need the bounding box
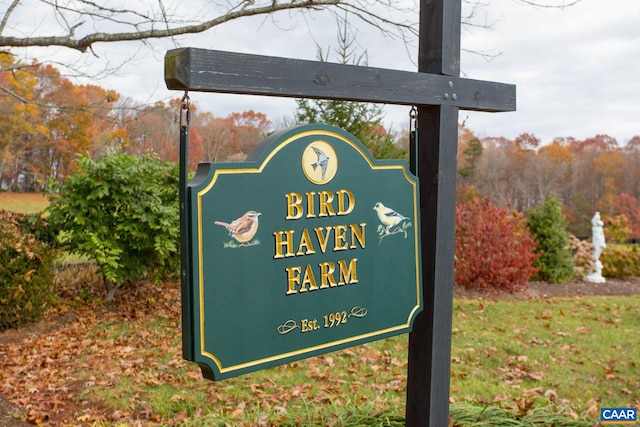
[454,198,540,293]
[194,110,271,162]
[457,128,640,241]
[612,194,640,238]
[119,99,203,170]
[0,53,276,188]
[0,53,123,190]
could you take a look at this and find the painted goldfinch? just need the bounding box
[373,202,408,232]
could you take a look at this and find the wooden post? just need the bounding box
[406,0,460,425]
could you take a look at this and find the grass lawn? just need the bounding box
[0,192,49,213]
[1,276,637,426]
[451,297,639,410]
[0,193,637,425]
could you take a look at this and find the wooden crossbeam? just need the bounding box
[165,48,515,112]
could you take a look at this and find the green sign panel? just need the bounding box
[184,124,422,380]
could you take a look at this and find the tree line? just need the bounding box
[457,128,640,239]
[2,52,640,240]
[0,52,271,192]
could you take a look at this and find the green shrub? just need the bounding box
[601,245,640,279]
[455,198,540,293]
[526,198,574,283]
[0,210,56,330]
[46,154,180,301]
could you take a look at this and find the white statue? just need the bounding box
[585,211,606,283]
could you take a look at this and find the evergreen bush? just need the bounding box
[291,23,407,160]
[526,198,575,283]
[455,198,540,293]
[0,210,56,330]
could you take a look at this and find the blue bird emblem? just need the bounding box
[310,146,330,180]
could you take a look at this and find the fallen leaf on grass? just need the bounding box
[231,402,246,419]
[527,371,544,381]
[522,386,544,397]
[76,413,92,422]
[584,398,599,417]
[514,397,536,415]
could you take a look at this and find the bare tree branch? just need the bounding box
[513,0,583,8]
[0,0,419,52]
[0,0,583,112]
[0,0,583,56]
[0,0,20,35]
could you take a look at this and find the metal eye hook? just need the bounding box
[409,106,418,175]
[180,91,191,128]
[409,106,418,132]
[409,105,418,120]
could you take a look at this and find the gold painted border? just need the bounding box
[194,128,422,375]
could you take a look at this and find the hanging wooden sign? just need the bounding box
[183,124,422,380]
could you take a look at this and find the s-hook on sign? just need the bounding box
[183,124,422,380]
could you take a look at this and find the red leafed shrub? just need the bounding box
[455,199,540,293]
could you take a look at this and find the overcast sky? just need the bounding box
[459,0,640,145]
[19,0,640,145]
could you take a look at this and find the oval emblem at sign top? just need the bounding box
[301,141,338,185]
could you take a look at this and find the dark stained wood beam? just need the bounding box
[406,0,462,426]
[165,47,515,112]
